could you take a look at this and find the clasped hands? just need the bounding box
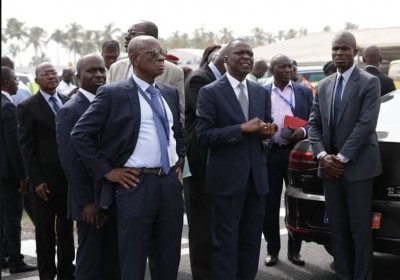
[321,154,344,181]
[241,117,278,139]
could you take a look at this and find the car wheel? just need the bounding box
[324,244,333,256]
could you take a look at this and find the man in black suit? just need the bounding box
[71,36,185,280]
[363,44,396,96]
[56,54,120,280]
[262,55,313,267]
[196,39,277,279]
[184,45,226,279]
[1,67,37,274]
[17,62,75,280]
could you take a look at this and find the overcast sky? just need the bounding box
[2,0,399,66]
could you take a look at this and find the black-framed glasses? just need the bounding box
[126,29,146,37]
[38,71,58,78]
[135,49,168,58]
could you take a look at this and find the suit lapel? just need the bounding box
[125,78,141,144]
[220,76,247,121]
[76,91,91,111]
[326,75,336,126]
[36,93,57,121]
[337,68,360,124]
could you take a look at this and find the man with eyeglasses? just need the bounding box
[17,62,75,280]
[108,20,185,123]
[71,35,185,280]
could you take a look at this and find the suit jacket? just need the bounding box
[264,82,313,139]
[70,77,185,208]
[308,67,382,181]
[108,57,185,122]
[56,91,93,220]
[365,66,396,96]
[17,92,70,191]
[196,75,272,196]
[185,64,217,178]
[1,94,26,180]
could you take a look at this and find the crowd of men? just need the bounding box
[1,19,395,280]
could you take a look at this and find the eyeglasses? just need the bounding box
[38,71,58,78]
[135,49,168,59]
[126,29,146,37]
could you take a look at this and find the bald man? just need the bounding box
[362,45,396,96]
[247,59,269,85]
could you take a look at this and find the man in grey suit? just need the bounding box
[308,31,382,280]
[108,20,185,123]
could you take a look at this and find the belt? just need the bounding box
[271,143,293,149]
[129,165,178,176]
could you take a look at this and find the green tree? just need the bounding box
[345,22,359,30]
[25,26,48,56]
[251,27,267,47]
[80,30,99,55]
[102,23,121,41]
[265,32,276,44]
[65,22,83,64]
[219,27,234,44]
[323,26,331,32]
[285,29,298,40]
[3,18,27,63]
[29,52,51,66]
[48,28,68,66]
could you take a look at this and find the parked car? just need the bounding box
[285,89,400,256]
[296,66,325,87]
[388,59,400,89]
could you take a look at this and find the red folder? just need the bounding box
[283,115,307,128]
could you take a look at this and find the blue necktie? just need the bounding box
[50,96,60,114]
[333,75,343,125]
[147,85,170,174]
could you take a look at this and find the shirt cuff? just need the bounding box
[317,151,327,160]
[337,153,349,163]
[300,127,306,138]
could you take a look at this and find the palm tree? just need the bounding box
[285,29,298,40]
[25,26,48,56]
[219,27,234,44]
[29,52,51,66]
[65,22,83,64]
[102,23,121,41]
[3,18,28,64]
[80,30,99,55]
[251,27,267,47]
[48,28,68,66]
[345,22,359,30]
[265,32,276,44]
[323,26,332,32]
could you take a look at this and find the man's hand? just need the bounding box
[259,122,278,139]
[321,154,344,181]
[82,203,101,228]
[288,126,305,143]
[35,183,49,201]
[105,168,140,189]
[240,117,263,133]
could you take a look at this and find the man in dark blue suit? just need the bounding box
[56,54,120,280]
[262,54,313,267]
[1,67,37,274]
[71,35,185,280]
[196,39,277,280]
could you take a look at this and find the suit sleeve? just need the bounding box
[70,89,114,181]
[17,102,44,187]
[308,84,325,157]
[196,86,243,149]
[56,106,94,206]
[340,76,381,161]
[173,68,185,124]
[185,74,209,114]
[2,102,26,179]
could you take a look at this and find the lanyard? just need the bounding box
[136,83,170,141]
[274,89,295,114]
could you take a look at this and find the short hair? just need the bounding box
[200,44,221,67]
[1,66,14,85]
[323,61,337,74]
[1,56,15,70]
[136,20,159,38]
[102,40,120,52]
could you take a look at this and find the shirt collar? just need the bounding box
[226,72,247,90]
[132,73,155,93]
[271,80,293,92]
[1,91,14,103]
[208,62,222,79]
[337,64,356,82]
[79,88,96,103]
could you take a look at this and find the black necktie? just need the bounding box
[49,96,60,114]
[333,75,343,125]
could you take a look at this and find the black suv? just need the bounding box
[285,89,400,256]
